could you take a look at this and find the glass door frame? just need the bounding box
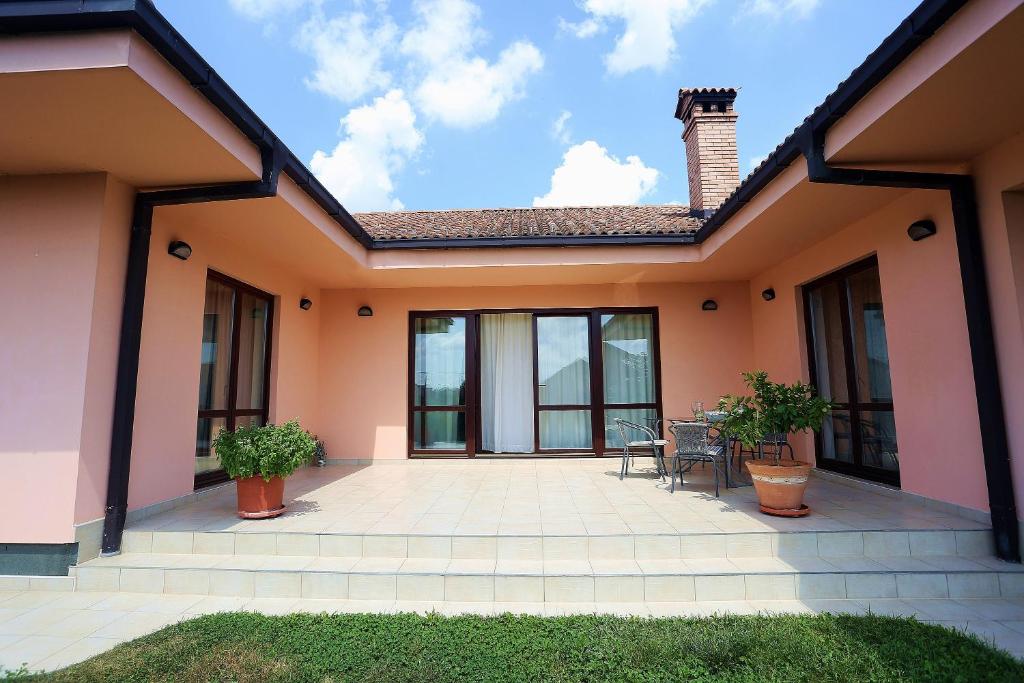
[532,312,598,454]
[195,270,275,489]
[407,307,663,457]
[406,312,478,456]
[802,255,900,486]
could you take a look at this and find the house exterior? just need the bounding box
[2,0,1024,578]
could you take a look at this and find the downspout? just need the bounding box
[799,127,1020,562]
[100,141,286,556]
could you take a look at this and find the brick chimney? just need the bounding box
[674,88,739,214]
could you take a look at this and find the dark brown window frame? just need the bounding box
[408,307,663,458]
[802,255,900,487]
[195,270,275,488]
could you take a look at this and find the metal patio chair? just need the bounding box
[614,418,669,481]
[669,421,726,497]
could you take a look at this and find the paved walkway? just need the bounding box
[2,590,1023,673]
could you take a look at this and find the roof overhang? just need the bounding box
[0,30,261,186]
[1,0,1021,288]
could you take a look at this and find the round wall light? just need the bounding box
[761,288,776,301]
[357,305,374,317]
[167,240,192,260]
[907,219,937,242]
[701,299,718,311]
[299,298,313,311]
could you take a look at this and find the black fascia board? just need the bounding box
[370,233,699,250]
[0,0,976,254]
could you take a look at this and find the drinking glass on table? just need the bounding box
[691,400,706,422]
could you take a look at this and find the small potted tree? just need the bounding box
[719,372,831,517]
[212,419,317,519]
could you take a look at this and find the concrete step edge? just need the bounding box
[120,528,996,559]
[67,564,1024,602]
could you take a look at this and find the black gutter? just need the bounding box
[693,0,969,243]
[0,0,371,250]
[693,0,1020,561]
[798,128,1020,563]
[100,141,287,555]
[6,0,1019,558]
[371,233,698,250]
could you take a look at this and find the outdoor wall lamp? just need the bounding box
[701,299,718,311]
[167,240,192,260]
[299,298,313,310]
[357,305,374,317]
[907,219,937,242]
[761,288,776,301]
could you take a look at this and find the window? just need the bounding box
[804,257,899,485]
[409,308,661,456]
[194,272,274,487]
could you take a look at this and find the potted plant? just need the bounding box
[719,371,831,517]
[211,419,317,519]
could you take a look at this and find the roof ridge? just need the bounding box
[354,204,691,215]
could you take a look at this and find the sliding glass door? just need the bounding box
[535,315,593,451]
[409,308,661,456]
[600,312,658,449]
[410,315,474,454]
[195,271,273,488]
[804,257,899,485]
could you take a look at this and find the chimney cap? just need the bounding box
[674,87,738,121]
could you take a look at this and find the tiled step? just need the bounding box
[121,528,996,561]
[72,552,1024,602]
[0,575,75,592]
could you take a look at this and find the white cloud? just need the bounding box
[228,0,306,21]
[533,141,659,207]
[401,0,544,128]
[551,110,573,145]
[400,0,484,66]
[740,0,820,20]
[748,154,767,172]
[557,16,604,39]
[297,9,397,103]
[567,0,711,75]
[309,90,424,212]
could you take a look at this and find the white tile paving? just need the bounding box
[126,461,988,538]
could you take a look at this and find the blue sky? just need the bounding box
[159,0,920,212]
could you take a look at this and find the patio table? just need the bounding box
[661,414,753,489]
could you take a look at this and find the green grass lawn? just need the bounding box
[14,611,1024,682]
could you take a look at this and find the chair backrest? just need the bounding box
[669,421,711,455]
[613,418,655,448]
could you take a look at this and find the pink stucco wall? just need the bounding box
[972,131,1024,524]
[316,283,755,460]
[0,174,132,542]
[748,188,989,513]
[125,206,322,513]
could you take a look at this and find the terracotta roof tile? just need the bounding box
[355,205,702,241]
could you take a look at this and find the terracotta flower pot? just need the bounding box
[745,460,811,517]
[235,475,286,519]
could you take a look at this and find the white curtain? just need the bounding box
[601,313,654,404]
[481,313,535,453]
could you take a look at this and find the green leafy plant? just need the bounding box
[212,420,316,481]
[718,371,832,463]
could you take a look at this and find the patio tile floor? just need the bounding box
[127,460,988,537]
